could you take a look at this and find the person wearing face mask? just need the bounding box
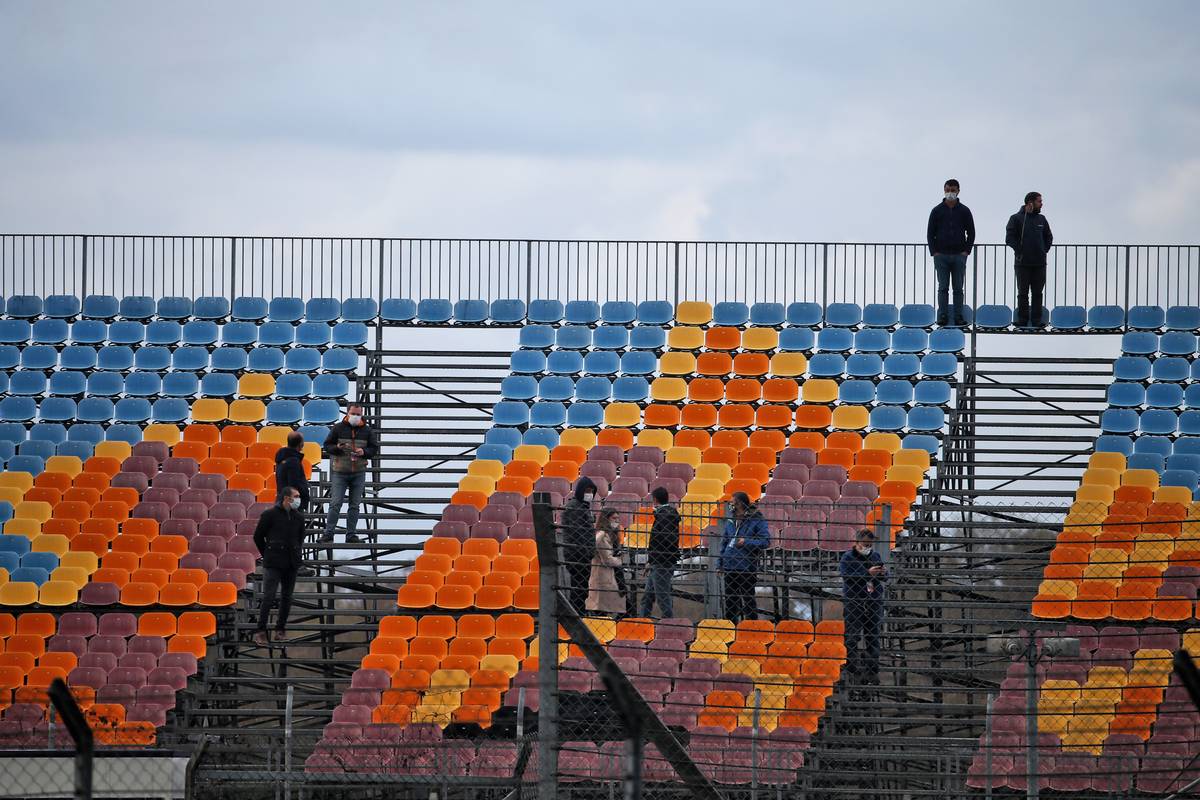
[718,492,771,624]
[274,431,316,577]
[587,509,627,617]
[561,477,598,614]
[253,487,307,646]
[926,178,976,327]
[839,529,888,684]
[1006,191,1054,328]
[640,486,681,619]
[321,404,379,544]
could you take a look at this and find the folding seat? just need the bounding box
[107,320,146,346]
[907,406,945,432]
[1087,305,1125,331]
[974,305,1012,330]
[32,317,70,345]
[806,353,844,378]
[697,351,734,376]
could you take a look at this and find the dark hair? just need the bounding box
[651,486,670,505]
[855,528,876,542]
[731,491,752,509]
[944,178,960,189]
[599,508,620,524]
[286,431,304,449]
[1024,191,1041,204]
[277,486,299,505]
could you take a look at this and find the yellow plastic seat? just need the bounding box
[0,581,38,606]
[659,351,697,376]
[0,487,22,508]
[512,445,550,466]
[1082,468,1121,488]
[468,460,505,482]
[3,518,41,538]
[1088,452,1127,471]
[191,399,229,423]
[257,426,291,445]
[38,580,79,606]
[832,405,869,431]
[665,447,702,468]
[676,301,713,326]
[651,378,688,403]
[93,441,132,462]
[604,403,642,428]
[723,658,762,678]
[1156,486,1193,505]
[1075,483,1115,504]
[559,429,598,450]
[59,551,99,573]
[695,463,733,484]
[44,456,83,479]
[769,353,808,377]
[884,464,926,486]
[228,400,266,424]
[742,327,779,351]
[141,424,182,446]
[636,429,674,451]
[667,326,705,351]
[801,379,838,404]
[0,472,35,493]
[479,653,520,678]
[457,475,495,494]
[237,374,275,398]
[1123,469,1160,490]
[893,448,931,471]
[14,501,53,524]
[31,534,70,556]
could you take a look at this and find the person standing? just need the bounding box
[253,487,307,646]
[273,432,316,577]
[926,178,976,327]
[640,487,680,619]
[561,477,598,614]
[840,529,888,684]
[587,509,626,617]
[321,404,379,544]
[1006,191,1054,327]
[718,492,770,624]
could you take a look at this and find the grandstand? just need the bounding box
[1,235,1199,798]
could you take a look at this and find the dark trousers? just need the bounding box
[613,565,632,617]
[844,599,884,679]
[258,566,298,632]
[640,564,674,618]
[723,570,758,624]
[933,253,968,322]
[564,559,591,615]
[1015,263,1047,325]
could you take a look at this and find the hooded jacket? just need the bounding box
[647,503,681,566]
[274,446,309,507]
[927,200,976,256]
[253,503,306,571]
[1005,208,1054,268]
[840,546,888,602]
[322,419,379,474]
[561,477,597,554]
[718,507,771,573]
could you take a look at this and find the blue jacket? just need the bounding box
[840,547,887,602]
[718,511,770,572]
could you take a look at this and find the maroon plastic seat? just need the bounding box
[811,464,848,485]
[126,703,167,727]
[780,524,819,552]
[46,634,88,658]
[713,672,753,697]
[217,552,256,574]
[118,652,158,673]
[487,492,525,512]
[143,487,181,507]
[580,461,617,485]
[643,656,681,675]
[654,618,696,643]
[532,476,570,496]
[431,520,469,541]
[214,489,252,509]
[190,472,226,494]
[1140,626,1181,651]
[181,488,219,509]
[210,502,246,524]
[1097,625,1140,651]
[608,639,646,661]
[470,521,507,542]
[159,652,198,676]
[161,519,198,540]
[331,704,372,726]
[57,612,99,638]
[673,675,714,697]
[779,448,817,467]
[617,461,655,482]
[78,652,117,673]
[472,742,518,778]
[161,457,199,477]
[131,441,170,464]
[150,471,189,493]
[681,657,722,677]
[305,753,343,773]
[350,668,390,691]
[88,635,128,659]
[128,636,168,658]
[110,472,150,494]
[98,613,137,638]
[650,477,687,501]
[507,522,535,540]
[197,519,235,541]
[96,684,136,706]
[179,552,218,573]
[764,479,803,501]
[479,505,518,526]
[136,684,177,710]
[802,480,841,503]
[793,499,832,525]
[121,456,159,481]
[342,688,381,708]
[586,445,624,468]
[226,535,259,555]
[209,567,248,589]
[170,502,209,524]
[132,501,170,524]
[107,667,148,690]
[657,462,695,483]
[625,445,663,466]
[843,480,881,501]
[771,465,808,485]
[67,666,108,691]
[502,686,540,712]
[442,504,480,526]
[560,741,600,783]
[643,636,686,662]
[819,525,856,552]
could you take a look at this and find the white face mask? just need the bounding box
[944,192,959,201]
[858,545,873,556]
[584,494,595,504]
[288,497,301,510]
[347,415,362,426]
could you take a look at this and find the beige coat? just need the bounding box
[586,530,625,615]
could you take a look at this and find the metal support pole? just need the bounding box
[1025,633,1039,800]
[970,248,978,360]
[80,235,89,303]
[821,243,829,312]
[704,521,722,618]
[531,492,559,800]
[750,688,762,800]
[623,721,644,800]
[672,242,681,309]
[375,238,385,352]
[48,678,92,800]
[1123,244,1132,331]
[228,237,238,306]
[284,684,294,800]
[984,694,994,800]
[523,240,533,308]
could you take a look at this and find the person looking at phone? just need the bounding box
[839,528,888,684]
[320,404,379,544]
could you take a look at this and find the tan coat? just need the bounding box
[586,530,625,615]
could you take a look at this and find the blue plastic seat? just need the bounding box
[302,400,341,425]
[510,351,546,375]
[874,380,914,405]
[492,401,530,427]
[1128,305,1165,331]
[1127,452,1165,473]
[1147,383,1184,409]
[1113,356,1151,382]
[66,424,103,445]
[295,322,331,347]
[1100,408,1139,434]
[0,345,17,370]
[914,380,952,406]
[786,302,823,327]
[151,398,190,423]
[210,348,248,372]
[191,296,230,320]
[583,351,620,376]
[565,300,601,326]
[628,326,665,350]
[123,372,161,398]
[21,345,59,371]
[593,326,629,350]
[529,402,566,428]
[908,406,945,432]
[620,351,657,375]
[453,299,489,324]
[1048,306,1086,330]
[0,423,22,444]
[104,423,140,443]
[921,353,958,378]
[267,297,304,323]
[201,373,238,397]
[0,373,6,396]
[257,321,295,347]
[839,380,876,405]
[1107,383,1145,407]
[546,351,584,375]
[749,302,785,327]
[182,320,218,346]
[1141,409,1179,436]
[519,325,555,350]
[1121,331,1158,355]
[817,328,854,352]
[114,398,152,423]
[522,428,560,450]
[312,374,349,399]
[156,296,193,320]
[883,353,920,378]
[1134,436,1172,458]
[476,444,513,464]
[17,440,55,460]
[869,406,906,431]
[297,425,330,445]
[23,426,57,447]
[85,372,123,397]
[275,374,313,399]
[305,297,341,323]
[246,347,284,373]
[555,325,592,350]
[21,553,58,575]
[81,295,119,320]
[48,371,85,397]
[898,304,936,329]
[322,349,358,372]
[807,354,844,378]
[566,402,604,428]
[537,376,575,402]
[4,295,41,319]
[76,397,114,423]
[1160,332,1197,356]
[1163,469,1200,491]
[863,303,899,328]
[929,328,966,353]
[282,347,319,374]
[9,371,46,397]
[846,354,882,378]
[107,320,145,345]
[528,300,564,325]
[778,328,815,352]
[484,427,522,449]
[339,298,377,322]
[96,346,133,371]
[0,320,31,344]
[44,295,81,319]
[1186,385,1200,409]
[575,377,612,402]
[1182,411,1200,437]
[853,328,890,353]
[0,536,29,557]
[1094,435,1133,456]
[145,320,182,346]
[501,376,538,401]
[56,441,93,461]
[332,322,368,347]
[976,305,1012,330]
[232,296,268,322]
[266,399,303,424]
[489,299,525,324]
[69,319,107,345]
[1088,306,1125,331]
[1166,306,1200,332]
[1177,438,1200,457]
[171,346,209,372]
[31,318,68,345]
[891,328,928,353]
[636,301,673,326]
[1167,454,1200,472]
[612,377,649,403]
[825,303,862,327]
[381,298,417,322]
[11,566,50,586]
[221,321,258,346]
[599,301,636,325]
[117,296,155,321]
[712,302,749,327]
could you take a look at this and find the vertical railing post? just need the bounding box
[970,248,978,360]
[531,492,559,800]
[375,239,385,353]
[673,242,681,308]
[984,694,994,800]
[523,240,533,309]
[228,237,238,306]
[284,684,294,800]
[1025,633,1039,800]
[1122,244,1132,332]
[48,678,92,800]
[79,235,89,303]
[821,244,829,316]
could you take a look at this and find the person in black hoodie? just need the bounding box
[839,528,888,683]
[926,178,976,327]
[253,487,307,646]
[1005,191,1054,328]
[560,477,598,614]
[640,486,680,618]
[274,432,315,578]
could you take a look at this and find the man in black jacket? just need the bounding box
[926,178,976,327]
[560,477,598,614]
[1005,191,1054,328]
[839,528,888,684]
[253,487,307,646]
[321,405,379,544]
[640,486,680,618]
[274,432,315,578]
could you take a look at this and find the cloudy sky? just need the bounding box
[1,1,1197,243]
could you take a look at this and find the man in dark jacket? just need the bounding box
[274,432,315,577]
[839,529,888,684]
[321,405,379,544]
[926,178,976,327]
[560,477,598,614]
[718,492,771,624]
[1005,191,1054,328]
[640,486,680,619]
[253,487,307,646]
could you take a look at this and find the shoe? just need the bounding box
[1031,318,1045,329]
[345,534,361,544]
[953,316,967,327]
[1015,317,1030,328]
[252,631,269,647]
[936,316,948,327]
[273,630,290,644]
[318,532,334,543]
[297,566,316,578]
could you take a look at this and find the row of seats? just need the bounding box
[0,345,358,374]
[0,295,377,323]
[0,395,344,427]
[1113,355,1200,383]
[975,304,1200,332]
[0,370,348,399]
[1121,331,1200,357]
[0,319,368,348]
[1100,408,1200,440]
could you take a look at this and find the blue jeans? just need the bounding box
[325,470,366,538]
[640,564,674,618]
[933,253,967,322]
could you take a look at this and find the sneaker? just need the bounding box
[274,630,290,644]
[318,532,334,544]
[252,631,269,647]
[345,534,361,544]
[297,566,316,578]
[953,316,968,327]
[936,316,948,327]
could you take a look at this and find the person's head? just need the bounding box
[286,431,304,450]
[574,476,597,504]
[731,491,752,516]
[1024,191,1043,213]
[346,405,365,426]
[278,486,301,511]
[599,508,620,531]
[943,179,960,203]
[854,528,875,555]
[651,486,670,506]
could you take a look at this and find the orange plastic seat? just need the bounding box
[33,472,72,493]
[789,431,825,451]
[643,404,681,428]
[131,567,170,589]
[495,476,534,496]
[688,378,725,403]
[171,441,209,463]
[1070,582,1117,620]
[83,457,122,479]
[210,442,246,462]
[597,428,635,450]
[541,461,580,483]
[762,378,799,403]
[794,405,833,430]
[748,430,786,453]
[718,404,755,429]
[680,404,718,429]
[732,463,770,484]
[1114,485,1154,505]
[435,584,474,609]
[848,465,885,486]
[697,352,734,376]
[725,379,762,403]
[755,405,793,429]
[199,457,237,479]
[197,581,238,607]
[112,535,150,557]
[705,327,742,351]
[733,352,770,377]
[674,429,712,451]
[42,518,81,539]
[220,425,257,446]
[450,491,488,511]
[423,537,462,559]
[122,518,159,540]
